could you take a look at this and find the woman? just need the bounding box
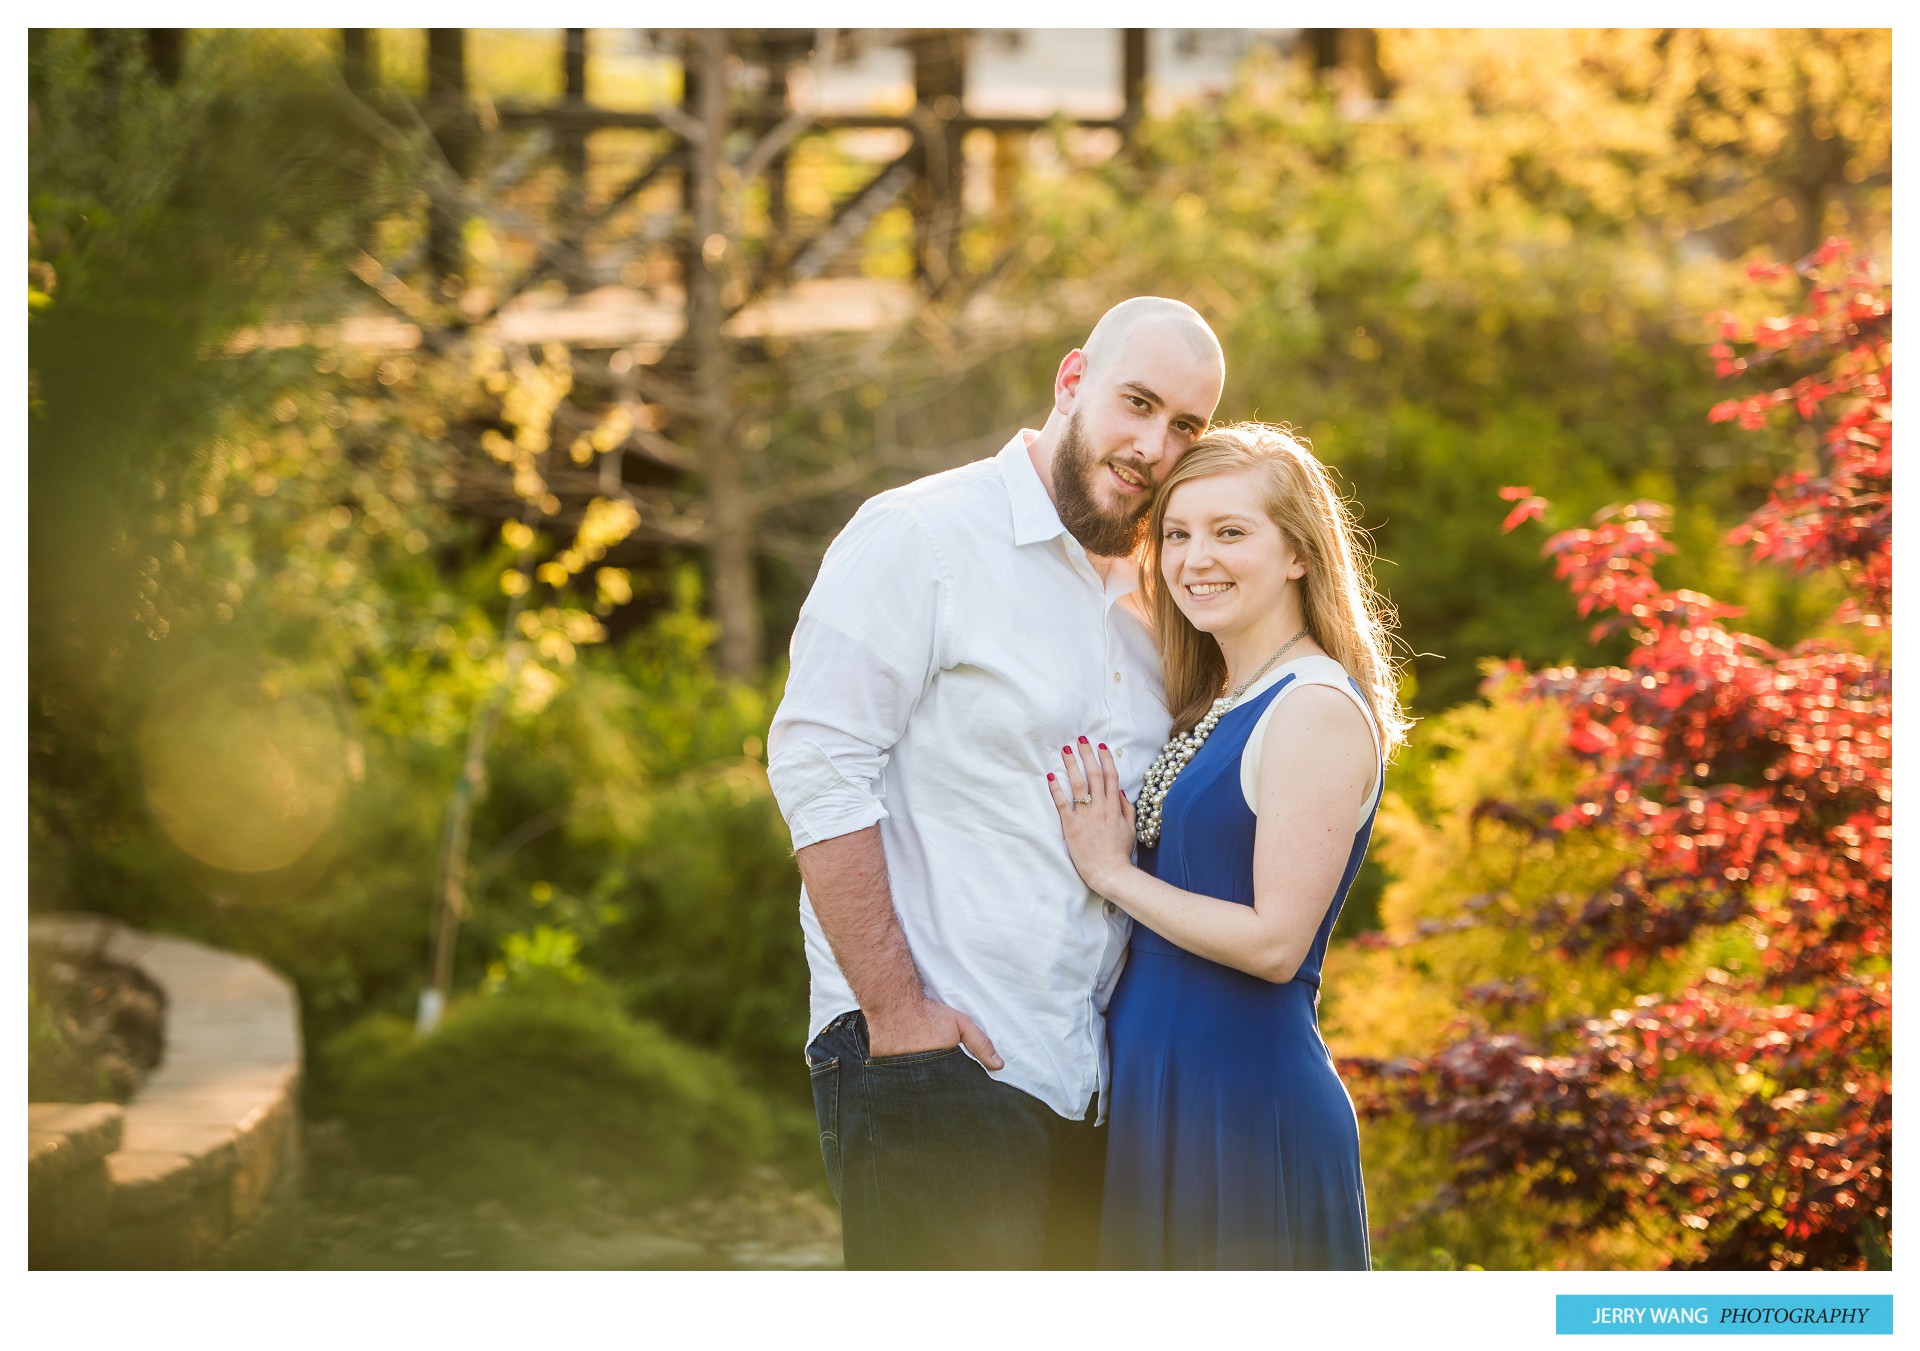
[1047,422,1408,1269]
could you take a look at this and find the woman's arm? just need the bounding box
[1050,685,1375,983]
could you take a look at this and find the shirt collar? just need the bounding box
[996,430,1070,547]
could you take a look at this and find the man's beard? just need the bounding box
[1052,411,1152,558]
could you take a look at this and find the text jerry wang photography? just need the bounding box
[25,21,1891,1317]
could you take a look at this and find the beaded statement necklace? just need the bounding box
[1134,627,1310,847]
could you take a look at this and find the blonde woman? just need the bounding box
[1048,422,1407,1269]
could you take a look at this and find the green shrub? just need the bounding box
[319,975,802,1212]
[464,589,809,1102]
[602,760,806,1097]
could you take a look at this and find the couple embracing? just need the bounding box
[767,297,1406,1270]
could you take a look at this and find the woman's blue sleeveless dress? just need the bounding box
[1099,659,1379,1269]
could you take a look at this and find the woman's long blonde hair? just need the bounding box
[1145,422,1410,755]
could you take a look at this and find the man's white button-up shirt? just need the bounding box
[767,431,1172,1123]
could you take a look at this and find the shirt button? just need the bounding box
[1104,900,1118,917]
[1113,671,1122,683]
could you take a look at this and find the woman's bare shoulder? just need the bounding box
[1262,679,1372,743]
[1253,682,1375,788]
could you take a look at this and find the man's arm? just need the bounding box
[796,826,1001,1065]
[768,503,1000,1066]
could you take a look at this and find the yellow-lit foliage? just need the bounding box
[1012,29,1886,711]
[1377,29,1891,259]
[1326,672,1783,1268]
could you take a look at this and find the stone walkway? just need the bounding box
[30,915,304,1268]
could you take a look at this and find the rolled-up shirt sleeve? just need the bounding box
[767,502,948,851]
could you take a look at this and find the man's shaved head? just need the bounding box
[1081,296,1225,383]
[1032,295,1227,557]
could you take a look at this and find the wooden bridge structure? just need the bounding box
[371,28,1155,298]
[89,29,1367,677]
[333,28,1168,675]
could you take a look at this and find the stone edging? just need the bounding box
[28,914,304,1268]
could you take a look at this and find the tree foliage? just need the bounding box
[1344,243,1890,1270]
[1004,30,1887,711]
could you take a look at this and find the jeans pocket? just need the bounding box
[807,1052,844,1203]
[864,1045,966,1068]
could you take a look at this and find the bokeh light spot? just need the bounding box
[139,659,349,872]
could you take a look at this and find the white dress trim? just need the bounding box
[1235,654,1383,829]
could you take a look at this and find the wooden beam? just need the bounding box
[785,150,917,284]
[492,104,1127,135]
[557,29,591,290]
[763,53,794,257]
[1122,29,1148,126]
[428,29,467,99]
[673,35,703,328]
[341,29,375,93]
[908,30,967,287]
[146,29,184,85]
[596,148,677,222]
[448,144,678,334]
[563,28,588,103]
[426,29,472,285]
[1307,29,1343,74]
[85,29,119,84]
[685,31,762,678]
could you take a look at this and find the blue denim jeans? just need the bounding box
[805,1009,1106,1269]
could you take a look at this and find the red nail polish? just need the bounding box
[1098,742,1108,750]
[1078,736,1089,744]
[1047,773,1055,781]
[1063,746,1072,754]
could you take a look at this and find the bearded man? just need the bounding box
[767,297,1226,1269]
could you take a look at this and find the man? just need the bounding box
[767,297,1226,1268]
